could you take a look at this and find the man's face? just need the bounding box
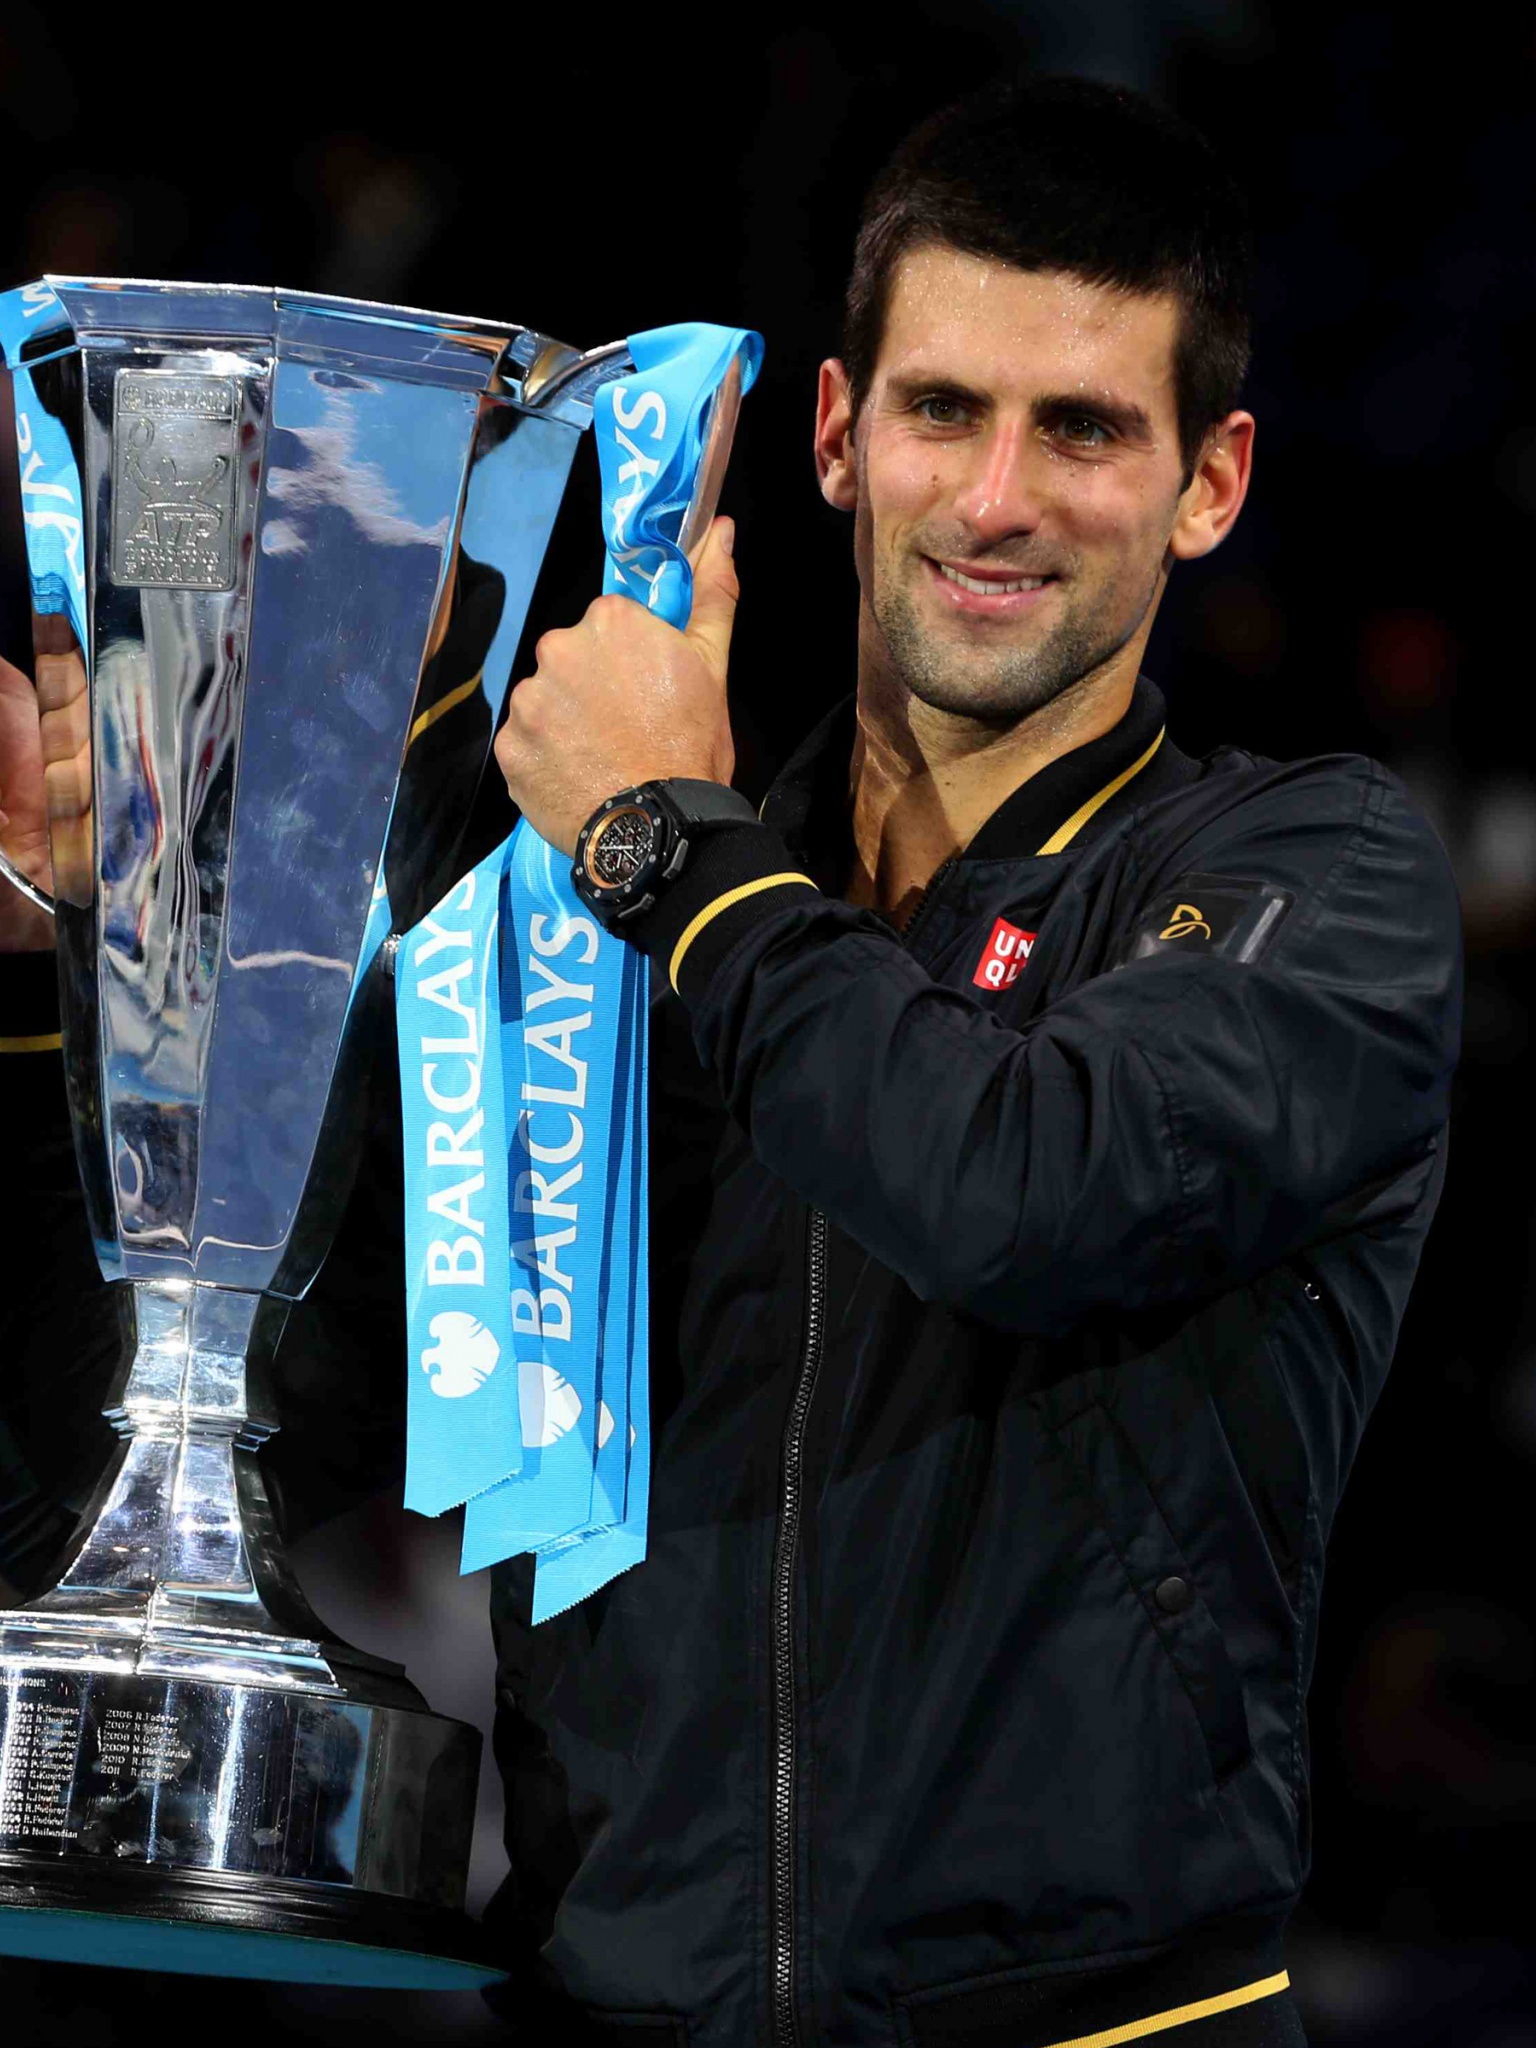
[823,246,1197,724]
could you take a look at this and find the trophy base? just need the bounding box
[0,1858,503,1986]
[0,1662,504,1986]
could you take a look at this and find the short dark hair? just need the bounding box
[842,76,1252,473]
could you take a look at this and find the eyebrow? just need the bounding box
[884,373,1155,441]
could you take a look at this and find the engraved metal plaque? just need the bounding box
[111,370,239,590]
[0,1667,475,1897]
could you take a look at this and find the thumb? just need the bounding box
[684,518,739,676]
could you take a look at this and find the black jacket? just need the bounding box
[0,678,1461,2048]
[486,677,1462,2048]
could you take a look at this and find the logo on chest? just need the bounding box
[972,915,1037,991]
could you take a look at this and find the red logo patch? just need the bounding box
[973,916,1036,991]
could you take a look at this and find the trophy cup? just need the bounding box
[0,277,632,1984]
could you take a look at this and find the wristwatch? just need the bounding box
[571,778,760,926]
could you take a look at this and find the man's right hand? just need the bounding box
[0,652,55,953]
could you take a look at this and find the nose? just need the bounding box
[949,415,1046,551]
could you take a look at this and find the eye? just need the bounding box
[1054,413,1112,448]
[915,394,971,427]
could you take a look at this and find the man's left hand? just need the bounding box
[494,517,739,856]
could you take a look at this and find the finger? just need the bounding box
[44,740,92,820]
[684,518,739,677]
[40,690,90,768]
[50,812,90,905]
[35,651,87,715]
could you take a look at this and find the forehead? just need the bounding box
[876,244,1180,410]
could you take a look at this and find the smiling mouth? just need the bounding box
[938,563,1052,595]
[927,557,1058,602]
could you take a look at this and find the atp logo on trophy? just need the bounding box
[123,418,228,543]
[111,371,239,590]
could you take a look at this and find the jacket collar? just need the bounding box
[760,675,1196,893]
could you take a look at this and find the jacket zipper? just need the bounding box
[894,857,956,947]
[769,1203,826,2048]
[767,863,951,2046]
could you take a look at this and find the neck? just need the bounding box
[845,640,1140,923]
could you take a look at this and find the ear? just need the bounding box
[815,359,859,513]
[1166,411,1255,563]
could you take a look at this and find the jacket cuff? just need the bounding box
[0,950,61,1051]
[620,823,820,1000]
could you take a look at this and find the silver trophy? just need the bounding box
[0,278,644,1985]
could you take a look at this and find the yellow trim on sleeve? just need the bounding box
[1042,1969,1291,2048]
[0,1031,62,1053]
[668,873,817,992]
[405,670,484,751]
[1035,728,1165,856]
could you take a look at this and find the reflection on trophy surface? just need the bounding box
[0,277,631,1984]
[34,623,91,908]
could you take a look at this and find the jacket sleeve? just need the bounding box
[623,759,1463,1336]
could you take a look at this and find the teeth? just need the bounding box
[938,563,1048,596]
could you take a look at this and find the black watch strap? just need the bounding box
[571,778,760,928]
[652,778,760,831]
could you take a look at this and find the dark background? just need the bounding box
[2,4,1532,2043]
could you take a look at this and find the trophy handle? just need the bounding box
[518,335,632,411]
[678,349,745,562]
[0,845,54,916]
[518,333,742,566]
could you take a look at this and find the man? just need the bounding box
[485,75,1460,2048]
[0,76,1458,2048]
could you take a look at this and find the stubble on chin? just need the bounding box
[868,553,1158,727]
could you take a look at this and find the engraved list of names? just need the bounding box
[0,1679,83,1842]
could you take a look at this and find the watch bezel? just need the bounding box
[581,800,660,894]
[571,784,679,922]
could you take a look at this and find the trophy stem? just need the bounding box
[0,1281,413,1699]
[0,1274,487,1976]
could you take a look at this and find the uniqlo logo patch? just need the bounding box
[973,916,1036,990]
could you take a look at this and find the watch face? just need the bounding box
[584,804,657,891]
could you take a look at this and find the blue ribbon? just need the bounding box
[397,862,521,1507]
[0,283,89,649]
[397,322,760,1621]
[599,322,764,616]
